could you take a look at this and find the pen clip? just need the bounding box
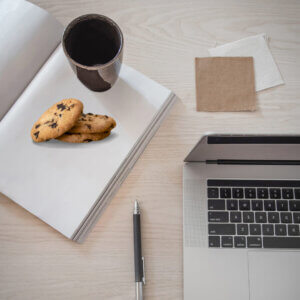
[142,256,146,285]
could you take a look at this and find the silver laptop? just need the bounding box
[183,134,300,300]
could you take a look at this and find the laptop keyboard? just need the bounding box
[207,180,300,248]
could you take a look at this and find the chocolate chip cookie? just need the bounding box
[56,131,111,143]
[68,113,116,134]
[31,99,83,142]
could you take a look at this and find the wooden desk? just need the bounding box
[1,0,300,299]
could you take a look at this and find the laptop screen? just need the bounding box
[207,136,300,144]
[184,135,300,162]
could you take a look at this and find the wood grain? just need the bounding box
[1,0,300,299]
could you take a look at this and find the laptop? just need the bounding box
[183,134,300,300]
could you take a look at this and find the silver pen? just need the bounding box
[133,200,145,300]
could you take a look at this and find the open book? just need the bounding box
[0,0,176,242]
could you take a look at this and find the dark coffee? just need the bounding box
[64,18,120,66]
[62,14,123,92]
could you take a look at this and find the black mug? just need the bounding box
[62,14,124,92]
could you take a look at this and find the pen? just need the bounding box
[133,200,145,300]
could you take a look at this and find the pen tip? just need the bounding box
[134,200,140,213]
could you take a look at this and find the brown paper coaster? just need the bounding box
[195,57,256,112]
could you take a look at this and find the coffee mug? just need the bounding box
[62,14,124,92]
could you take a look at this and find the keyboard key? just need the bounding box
[208,212,228,222]
[208,188,219,199]
[268,212,279,223]
[237,224,248,235]
[234,236,246,248]
[243,212,254,223]
[227,199,238,210]
[220,188,231,198]
[230,212,241,223]
[247,236,262,248]
[239,200,250,210]
[276,200,288,211]
[270,188,281,199]
[255,212,267,223]
[262,224,274,235]
[275,224,287,236]
[264,200,275,211]
[222,236,233,248]
[282,188,294,199]
[281,212,292,223]
[295,189,300,199]
[245,188,256,199]
[252,200,263,211]
[290,201,300,211]
[293,213,300,223]
[232,188,244,199]
[209,236,220,247]
[208,199,225,210]
[250,224,261,235]
[257,188,269,199]
[208,224,236,235]
[264,237,300,248]
[288,225,300,236]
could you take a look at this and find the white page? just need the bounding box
[0,0,63,120]
[0,45,171,239]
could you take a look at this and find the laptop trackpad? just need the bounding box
[248,251,300,300]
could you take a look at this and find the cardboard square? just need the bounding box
[195,57,256,112]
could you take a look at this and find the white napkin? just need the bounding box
[208,34,284,91]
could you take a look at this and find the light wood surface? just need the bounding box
[1,0,300,299]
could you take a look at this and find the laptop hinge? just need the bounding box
[206,160,300,165]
